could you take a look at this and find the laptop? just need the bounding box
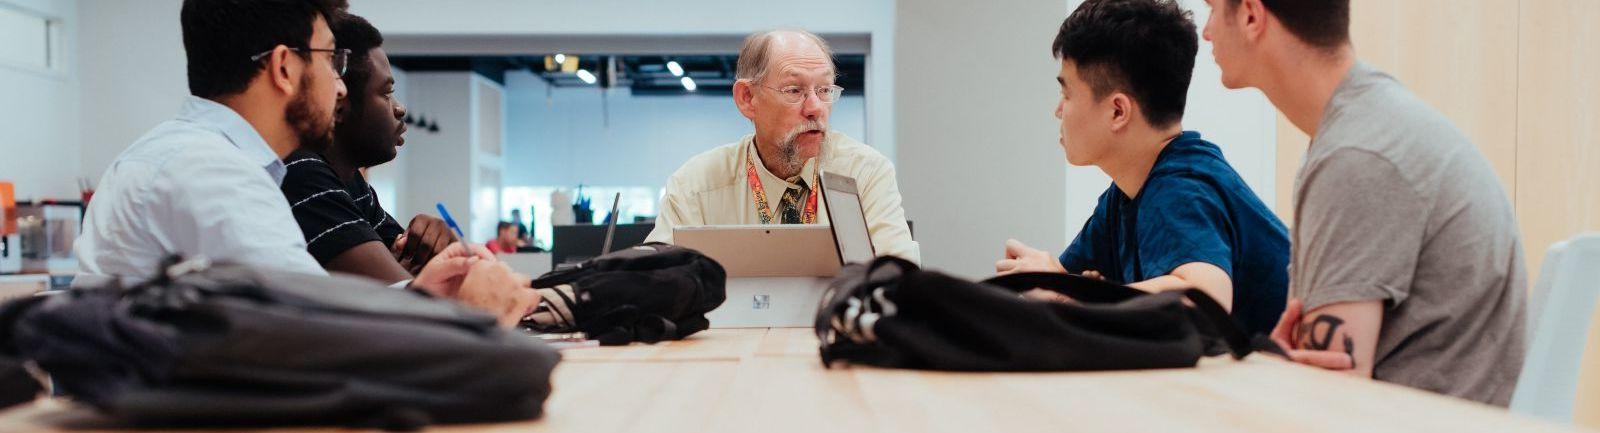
[673,225,839,277]
[817,170,876,265]
[681,170,878,327]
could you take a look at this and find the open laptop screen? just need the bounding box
[820,171,875,265]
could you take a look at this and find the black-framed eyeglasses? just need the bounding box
[249,47,350,77]
[747,81,845,104]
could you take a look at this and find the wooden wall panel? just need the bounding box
[1272,117,1307,221]
[1516,0,1600,427]
[1272,0,1520,224]
[1348,0,1521,192]
[1515,0,1600,297]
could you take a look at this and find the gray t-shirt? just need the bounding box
[1291,62,1527,406]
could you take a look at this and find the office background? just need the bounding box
[0,0,1596,425]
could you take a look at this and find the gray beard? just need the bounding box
[771,121,826,178]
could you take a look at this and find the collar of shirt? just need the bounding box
[174,95,289,185]
[746,136,824,217]
[1311,61,1378,155]
[745,135,824,190]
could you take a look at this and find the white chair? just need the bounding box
[1511,233,1600,423]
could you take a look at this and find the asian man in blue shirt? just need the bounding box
[995,0,1289,335]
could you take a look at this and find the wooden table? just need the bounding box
[0,328,1589,433]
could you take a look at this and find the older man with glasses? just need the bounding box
[645,29,919,263]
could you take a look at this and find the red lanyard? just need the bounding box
[745,150,817,224]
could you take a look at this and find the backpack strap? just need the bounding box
[982,272,1255,359]
[1177,289,1252,360]
[981,272,1145,303]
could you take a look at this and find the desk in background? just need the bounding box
[499,252,553,277]
[0,274,47,301]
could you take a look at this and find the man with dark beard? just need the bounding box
[77,0,349,282]
[645,29,920,263]
[280,13,457,282]
[73,1,540,326]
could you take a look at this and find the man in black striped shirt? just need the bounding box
[280,13,454,283]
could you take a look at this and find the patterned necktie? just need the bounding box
[777,178,811,224]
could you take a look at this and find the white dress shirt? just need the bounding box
[645,131,920,264]
[75,96,326,284]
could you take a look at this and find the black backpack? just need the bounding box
[0,257,560,431]
[526,243,727,346]
[815,257,1282,371]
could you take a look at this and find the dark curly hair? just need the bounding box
[331,12,385,100]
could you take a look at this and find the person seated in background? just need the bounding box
[645,29,920,264]
[280,13,457,283]
[1201,0,1525,405]
[509,208,532,245]
[996,0,1290,335]
[74,0,537,326]
[487,222,520,254]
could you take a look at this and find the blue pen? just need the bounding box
[435,202,466,239]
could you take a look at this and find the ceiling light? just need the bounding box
[554,53,566,64]
[681,76,697,91]
[667,60,684,77]
[576,69,597,84]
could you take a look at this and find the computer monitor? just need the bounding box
[551,223,653,266]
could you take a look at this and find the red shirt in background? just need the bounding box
[486,239,517,254]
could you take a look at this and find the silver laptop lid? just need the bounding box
[674,225,840,277]
[818,170,875,265]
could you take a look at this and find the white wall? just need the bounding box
[76,0,187,185]
[895,0,1070,278]
[501,70,867,188]
[396,73,472,235]
[0,0,81,200]
[398,72,508,242]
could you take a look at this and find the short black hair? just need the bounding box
[1052,0,1197,127]
[331,12,385,95]
[1227,0,1349,49]
[180,0,348,98]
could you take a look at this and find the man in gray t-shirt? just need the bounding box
[1201,0,1526,406]
[1292,62,1527,404]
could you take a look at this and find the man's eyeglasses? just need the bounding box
[748,82,845,105]
[250,47,351,77]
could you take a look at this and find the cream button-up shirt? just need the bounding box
[645,131,920,264]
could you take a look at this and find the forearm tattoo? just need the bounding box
[1295,315,1357,368]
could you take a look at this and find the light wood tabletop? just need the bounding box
[0,327,1588,433]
